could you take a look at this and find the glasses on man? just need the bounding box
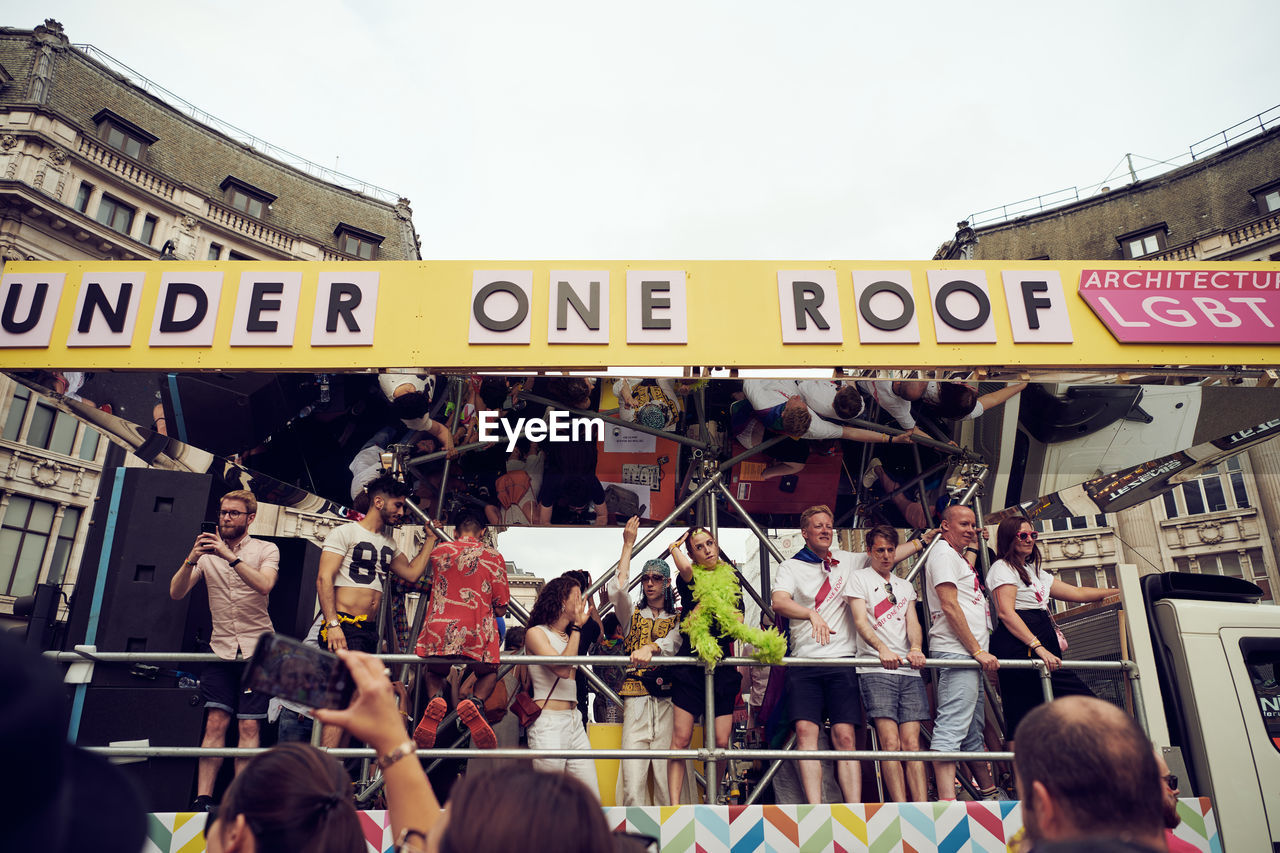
[884,583,897,606]
[1016,530,1039,542]
[219,509,248,518]
[640,574,665,583]
[1163,773,1178,790]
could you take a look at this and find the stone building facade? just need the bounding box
[0,19,421,628]
[936,120,1280,603]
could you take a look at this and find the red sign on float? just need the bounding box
[1079,268,1280,343]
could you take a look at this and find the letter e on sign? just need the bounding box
[548,270,609,344]
[229,271,302,346]
[470,271,532,344]
[1000,270,1072,343]
[0,272,64,347]
[852,270,920,344]
[778,270,842,343]
[926,270,996,343]
[627,270,687,344]
[312,271,378,345]
[150,271,222,346]
[67,271,144,347]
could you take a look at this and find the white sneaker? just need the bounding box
[862,458,883,490]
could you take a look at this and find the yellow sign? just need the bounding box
[1,259,1278,371]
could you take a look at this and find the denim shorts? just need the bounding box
[930,651,985,753]
[199,660,268,719]
[786,665,863,726]
[859,672,931,724]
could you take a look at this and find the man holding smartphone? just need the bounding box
[170,488,280,812]
[317,474,433,745]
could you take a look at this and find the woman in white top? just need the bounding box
[523,575,600,797]
[987,516,1119,747]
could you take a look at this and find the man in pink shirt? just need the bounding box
[170,489,279,812]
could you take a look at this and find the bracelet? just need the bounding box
[375,739,417,771]
[395,828,429,853]
[970,649,985,659]
[1028,639,1043,651]
[909,647,922,653]
[567,623,581,633]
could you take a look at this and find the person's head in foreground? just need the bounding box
[203,742,364,853]
[1014,695,1165,852]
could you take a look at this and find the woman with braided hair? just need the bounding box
[665,527,784,802]
[201,742,363,853]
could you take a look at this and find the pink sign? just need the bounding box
[1079,268,1280,343]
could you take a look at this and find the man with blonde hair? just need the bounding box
[170,488,280,812]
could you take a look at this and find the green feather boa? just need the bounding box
[682,561,786,665]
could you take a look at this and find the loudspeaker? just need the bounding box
[164,373,297,457]
[260,535,322,640]
[74,685,206,812]
[68,468,217,685]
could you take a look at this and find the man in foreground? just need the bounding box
[1015,695,1167,852]
[170,489,279,811]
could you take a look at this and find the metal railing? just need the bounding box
[52,648,1145,803]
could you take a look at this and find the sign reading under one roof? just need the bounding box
[0,260,1277,371]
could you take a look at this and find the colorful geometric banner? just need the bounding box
[149,798,1221,853]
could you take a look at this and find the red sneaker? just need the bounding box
[457,697,497,749]
[413,697,448,749]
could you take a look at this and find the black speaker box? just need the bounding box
[74,685,206,812]
[68,468,217,685]
[260,535,322,640]
[164,373,296,457]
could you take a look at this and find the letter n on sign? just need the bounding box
[470,271,532,344]
[778,271,842,343]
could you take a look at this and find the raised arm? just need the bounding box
[893,530,936,564]
[315,651,442,844]
[976,382,1027,412]
[524,623,581,680]
[390,530,437,583]
[611,517,640,624]
[1050,579,1119,604]
[668,531,694,581]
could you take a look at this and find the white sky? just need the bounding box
[23,1,1280,260]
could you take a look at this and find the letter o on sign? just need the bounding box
[473,281,530,332]
[858,280,914,331]
[935,280,991,331]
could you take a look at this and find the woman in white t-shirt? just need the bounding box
[987,517,1119,746]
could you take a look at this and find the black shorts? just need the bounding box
[671,665,742,720]
[341,616,379,654]
[786,665,863,726]
[763,436,811,464]
[200,660,269,719]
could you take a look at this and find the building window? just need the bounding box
[1249,180,1280,216]
[1036,514,1109,533]
[0,496,58,596]
[219,176,275,220]
[96,194,136,236]
[1117,224,1168,259]
[140,214,158,247]
[334,223,385,260]
[92,109,158,161]
[74,181,93,213]
[3,385,100,459]
[207,242,223,261]
[228,251,255,261]
[1160,456,1251,519]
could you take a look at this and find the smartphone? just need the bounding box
[242,633,356,711]
[200,521,217,535]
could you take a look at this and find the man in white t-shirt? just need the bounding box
[769,505,865,803]
[924,503,1000,801]
[845,524,935,803]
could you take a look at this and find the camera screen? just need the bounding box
[243,634,353,710]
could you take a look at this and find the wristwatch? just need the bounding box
[326,619,342,629]
[228,558,242,568]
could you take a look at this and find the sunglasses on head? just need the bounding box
[1017,531,1039,542]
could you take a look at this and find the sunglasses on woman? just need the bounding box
[1017,531,1039,542]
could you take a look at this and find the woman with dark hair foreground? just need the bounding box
[314,650,615,853]
[987,516,1119,748]
[202,742,364,853]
